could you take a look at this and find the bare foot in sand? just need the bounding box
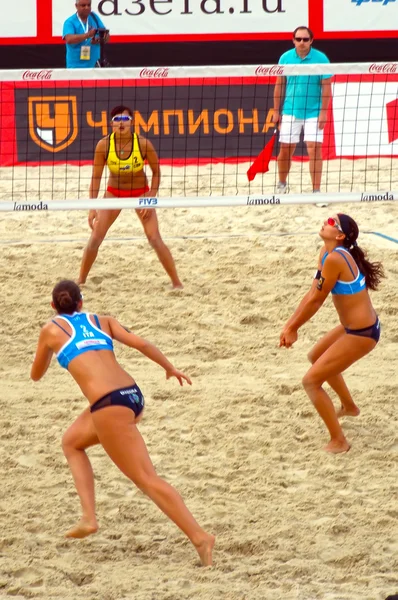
[172,282,184,290]
[65,518,98,539]
[336,404,360,418]
[194,534,215,566]
[324,439,351,454]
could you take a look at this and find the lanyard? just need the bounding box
[77,14,89,35]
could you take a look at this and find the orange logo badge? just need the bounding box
[28,96,78,152]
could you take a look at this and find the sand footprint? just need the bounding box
[10,567,45,590]
[91,275,104,285]
[64,571,95,586]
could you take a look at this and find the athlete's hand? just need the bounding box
[136,189,157,221]
[88,210,97,230]
[279,327,298,349]
[136,208,150,220]
[166,368,192,386]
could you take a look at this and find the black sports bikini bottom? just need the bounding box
[90,384,145,418]
[345,317,380,344]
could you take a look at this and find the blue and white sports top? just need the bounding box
[321,248,366,295]
[52,312,114,369]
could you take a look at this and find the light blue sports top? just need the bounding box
[321,248,366,295]
[53,312,114,369]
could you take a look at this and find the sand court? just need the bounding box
[0,164,397,599]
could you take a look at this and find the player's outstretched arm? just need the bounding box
[107,317,192,386]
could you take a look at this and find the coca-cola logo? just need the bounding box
[22,70,53,81]
[139,67,170,79]
[369,63,397,74]
[255,65,284,76]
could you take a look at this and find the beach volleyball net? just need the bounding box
[0,62,397,210]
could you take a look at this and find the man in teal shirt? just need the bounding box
[63,0,108,68]
[273,27,332,195]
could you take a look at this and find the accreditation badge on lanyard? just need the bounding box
[78,15,91,61]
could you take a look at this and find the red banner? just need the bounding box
[1,73,398,167]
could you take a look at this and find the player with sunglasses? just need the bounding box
[273,26,332,198]
[280,213,384,454]
[78,105,183,288]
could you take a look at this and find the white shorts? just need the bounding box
[279,115,324,144]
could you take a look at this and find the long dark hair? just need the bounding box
[52,280,82,314]
[338,213,385,291]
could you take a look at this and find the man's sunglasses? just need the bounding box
[112,115,133,122]
[327,217,344,234]
[294,37,310,42]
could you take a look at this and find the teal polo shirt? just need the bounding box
[278,47,332,119]
[63,12,105,68]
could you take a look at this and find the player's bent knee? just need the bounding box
[147,235,163,250]
[130,471,154,494]
[302,372,323,391]
[307,350,316,364]
[61,432,74,456]
[62,429,87,455]
[88,235,105,251]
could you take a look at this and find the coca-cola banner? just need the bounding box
[3,62,397,83]
[1,0,397,45]
[368,64,398,75]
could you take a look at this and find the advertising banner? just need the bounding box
[1,79,278,166]
[2,73,398,167]
[1,0,397,45]
[52,0,308,37]
[324,0,398,32]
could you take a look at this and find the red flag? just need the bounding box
[247,131,277,182]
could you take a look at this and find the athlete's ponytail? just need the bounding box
[338,213,385,291]
[52,280,82,314]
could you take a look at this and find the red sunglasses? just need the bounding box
[327,217,344,233]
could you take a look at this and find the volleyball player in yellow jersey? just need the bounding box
[78,105,183,288]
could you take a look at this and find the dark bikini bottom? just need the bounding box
[90,384,145,418]
[345,317,380,344]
